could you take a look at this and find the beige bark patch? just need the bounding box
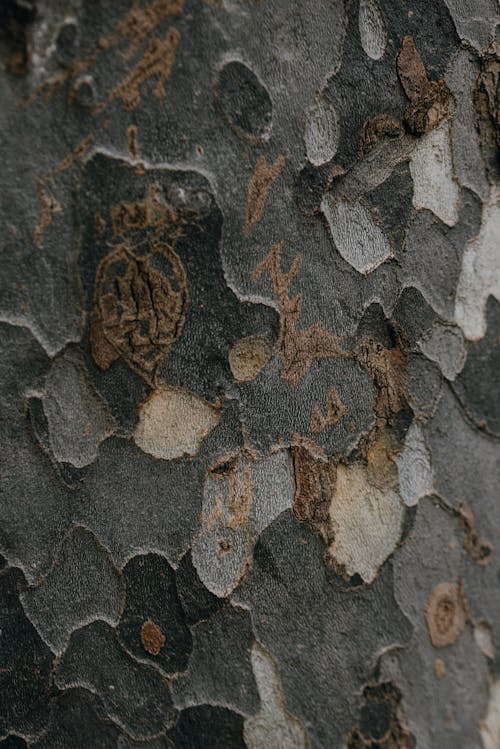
[455,185,500,340]
[134,386,220,460]
[244,642,308,749]
[228,335,272,383]
[409,122,459,227]
[425,582,467,648]
[321,196,393,274]
[480,679,500,749]
[327,462,404,583]
[358,0,387,61]
[474,621,495,660]
[304,96,340,166]
[395,422,433,507]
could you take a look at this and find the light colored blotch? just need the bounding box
[444,0,498,53]
[480,679,500,749]
[327,462,404,583]
[229,335,272,383]
[418,322,467,381]
[447,48,488,201]
[455,185,500,340]
[244,642,308,749]
[304,97,340,166]
[134,386,220,460]
[475,621,495,661]
[20,527,123,654]
[395,422,433,507]
[321,195,392,274]
[192,450,294,597]
[358,0,387,60]
[409,122,459,227]
[43,349,116,468]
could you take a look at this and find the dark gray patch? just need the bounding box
[167,705,246,749]
[0,739,27,749]
[20,526,124,654]
[31,689,122,749]
[392,287,438,348]
[176,551,222,626]
[400,188,482,320]
[239,356,375,457]
[233,511,412,749]
[118,553,192,675]
[55,21,78,68]
[215,61,272,142]
[171,604,260,717]
[55,620,174,739]
[76,437,203,567]
[0,567,54,737]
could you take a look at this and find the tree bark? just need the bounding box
[0,1,499,747]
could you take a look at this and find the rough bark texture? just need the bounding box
[0,1,499,747]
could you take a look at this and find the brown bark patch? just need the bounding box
[396,36,452,136]
[110,183,178,236]
[127,125,140,160]
[459,502,493,566]
[53,135,94,176]
[252,242,347,388]
[34,181,63,249]
[244,154,285,234]
[346,682,414,749]
[434,658,446,680]
[112,0,186,59]
[310,388,346,433]
[140,619,166,655]
[90,241,188,382]
[98,27,180,113]
[292,441,335,544]
[425,582,467,648]
[358,114,404,158]
[356,340,408,421]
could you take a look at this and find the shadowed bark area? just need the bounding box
[0,1,499,747]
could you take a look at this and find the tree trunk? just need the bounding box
[0,1,499,747]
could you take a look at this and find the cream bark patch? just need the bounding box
[395,422,433,507]
[134,386,220,460]
[409,122,459,227]
[304,97,340,166]
[358,0,387,61]
[455,185,500,340]
[481,679,500,749]
[228,335,272,382]
[321,196,392,274]
[327,462,404,583]
[244,642,308,749]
